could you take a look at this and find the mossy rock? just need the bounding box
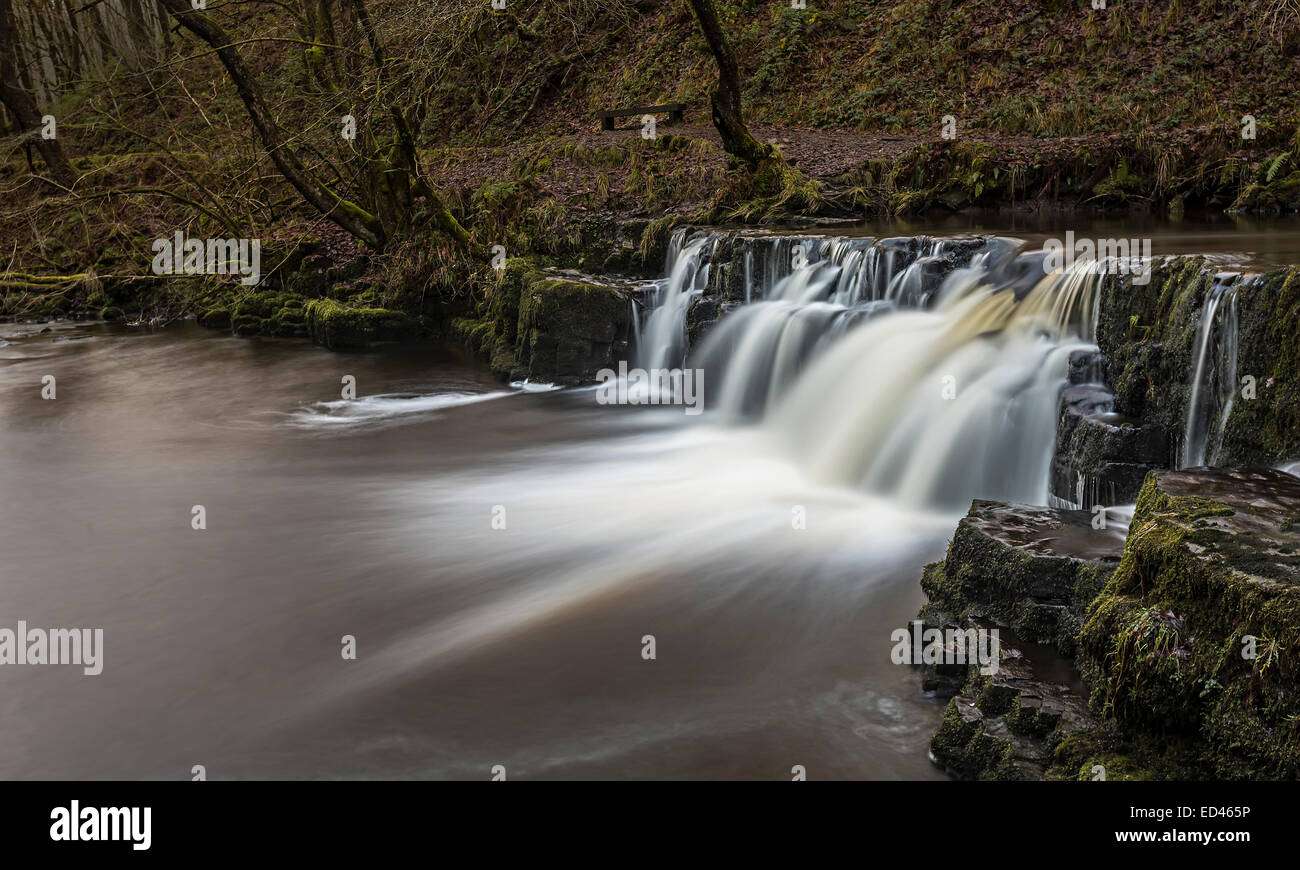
[99,306,124,322]
[1230,169,1300,213]
[1219,266,1300,465]
[1072,752,1157,781]
[921,500,1124,652]
[303,298,419,350]
[196,307,231,329]
[569,215,655,275]
[1094,258,1210,443]
[1077,468,1300,779]
[1052,381,1169,507]
[515,275,628,383]
[451,315,517,376]
[930,696,1042,781]
[223,291,309,338]
[287,252,335,296]
[458,258,630,385]
[1094,258,1300,467]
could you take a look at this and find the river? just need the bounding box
[0,318,951,779]
[2,217,1295,779]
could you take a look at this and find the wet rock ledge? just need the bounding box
[452,259,632,385]
[920,467,1300,781]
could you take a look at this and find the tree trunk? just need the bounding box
[158,0,386,249]
[684,0,771,170]
[0,0,77,188]
[344,0,473,249]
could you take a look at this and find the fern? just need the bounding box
[1267,151,1292,183]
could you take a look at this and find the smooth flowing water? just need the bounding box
[0,221,1283,780]
[0,319,953,779]
[1181,276,1243,469]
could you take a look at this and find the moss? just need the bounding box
[920,500,1114,652]
[456,258,629,385]
[639,216,680,268]
[303,298,420,350]
[1231,169,1300,213]
[1095,258,1209,446]
[229,313,262,336]
[1049,730,1109,776]
[451,315,518,376]
[930,697,1037,781]
[196,307,230,329]
[222,291,312,338]
[99,306,124,322]
[1077,470,1300,779]
[516,276,628,382]
[1094,256,1300,468]
[453,258,534,380]
[1218,266,1300,464]
[1074,752,1157,781]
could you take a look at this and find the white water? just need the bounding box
[1181,275,1243,468]
[638,231,711,372]
[288,390,516,429]
[634,230,1104,511]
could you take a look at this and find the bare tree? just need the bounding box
[0,0,77,187]
[158,0,387,247]
[157,0,470,252]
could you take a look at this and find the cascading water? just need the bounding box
[1181,275,1243,469]
[638,230,710,372]
[634,229,1105,512]
[628,295,642,351]
[13,217,1292,781]
[769,285,1094,512]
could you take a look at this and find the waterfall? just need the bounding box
[629,229,1111,512]
[1180,276,1242,469]
[637,232,1005,375]
[768,279,1096,511]
[638,230,710,372]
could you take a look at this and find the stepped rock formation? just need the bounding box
[920,468,1300,780]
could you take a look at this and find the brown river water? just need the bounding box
[0,320,947,779]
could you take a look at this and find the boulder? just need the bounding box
[303,298,419,349]
[920,499,1124,656]
[1052,383,1168,508]
[454,259,631,385]
[918,499,1124,780]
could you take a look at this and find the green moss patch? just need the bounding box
[1078,468,1300,779]
[303,298,420,350]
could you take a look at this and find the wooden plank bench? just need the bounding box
[597,103,685,131]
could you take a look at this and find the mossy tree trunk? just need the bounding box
[343,0,472,249]
[684,0,773,172]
